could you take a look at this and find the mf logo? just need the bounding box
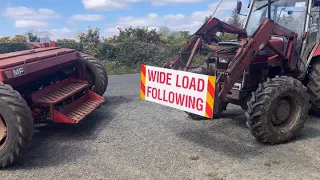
[13,67,24,77]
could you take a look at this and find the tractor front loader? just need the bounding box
[162,0,320,144]
[0,42,108,168]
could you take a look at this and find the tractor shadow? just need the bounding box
[4,95,134,170]
[178,111,264,159]
[295,115,320,141]
[177,107,320,159]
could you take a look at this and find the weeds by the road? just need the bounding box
[104,61,140,75]
[104,54,211,75]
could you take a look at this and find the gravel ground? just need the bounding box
[1,73,320,180]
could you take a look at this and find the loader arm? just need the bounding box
[218,18,298,100]
[195,17,247,43]
[163,17,247,70]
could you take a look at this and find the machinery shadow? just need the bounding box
[178,112,265,159]
[177,110,320,159]
[4,95,135,170]
[296,115,320,141]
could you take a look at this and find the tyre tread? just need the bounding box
[0,82,34,168]
[246,76,309,144]
[79,53,108,95]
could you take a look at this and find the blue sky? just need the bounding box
[0,0,250,40]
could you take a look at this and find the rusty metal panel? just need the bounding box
[0,47,77,69]
[53,91,104,123]
[0,47,59,60]
[2,53,79,80]
[32,78,88,104]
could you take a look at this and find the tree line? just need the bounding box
[0,7,243,74]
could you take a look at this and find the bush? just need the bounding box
[0,40,182,75]
[55,39,83,52]
[113,41,180,67]
[0,43,31,54]
[98,42,119,60]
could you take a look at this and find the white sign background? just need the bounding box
[144,65,210,117]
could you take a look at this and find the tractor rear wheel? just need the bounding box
[0,83,34,168]
[246,76,309,145]
[306,59,320,116]
[79,53,108,96]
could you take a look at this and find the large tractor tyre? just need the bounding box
[0,83,34,168]
[185,66,227,120]
[246,76,309,145]
[306,59,320,116]
[79,53,108,96]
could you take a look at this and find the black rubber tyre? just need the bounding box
[246,76,309,145]
[0,82,34,168]
[306,59,320,116]
[79,53,108,96]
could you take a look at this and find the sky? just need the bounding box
[0,0,250,40]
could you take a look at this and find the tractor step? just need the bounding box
[31,77,105,124]
[53,91,104,123]
[32,78,88,105]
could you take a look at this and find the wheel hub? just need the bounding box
[86,70,95,90]
[0,115,7,150]
[273,98,291,125]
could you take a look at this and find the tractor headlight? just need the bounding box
[217,57,233,69]
[218,57,231,63]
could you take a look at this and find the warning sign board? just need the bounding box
[140,64,216,118]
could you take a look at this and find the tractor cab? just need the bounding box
[244,0,308,37]
[239,0,320,58]
[240,0,309,57]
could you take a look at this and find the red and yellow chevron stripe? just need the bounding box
[205,76,216,118]
[140,64,146,100]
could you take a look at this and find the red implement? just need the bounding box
[0,42,108,168]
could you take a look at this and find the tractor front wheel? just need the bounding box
[79,53,108,96]
[0,83,34,168]
[246,76,309,145]
[306,59,320,116]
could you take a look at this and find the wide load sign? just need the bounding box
[140,65,216,118]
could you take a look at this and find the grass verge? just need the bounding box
[103,54,210,75]
[104,60,140,75]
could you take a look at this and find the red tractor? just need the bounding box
[0,42,108,167]
[163,0,320,144]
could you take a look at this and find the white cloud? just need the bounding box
[102,0,245,38]
[23,28,77,40]
[104,26,122,37]
[3,6,60,20]
[190,1,238,22]
[15,20,49,28]
[49,28,77,40]
[104,13,199,37]
[3,6,60,28]
[82,0,130,11]
[164,14,185,21]
[69,14,104,21]
[150,0,204,6]
[117,13,159,27]
[82,0,205,11]
[190,10,212,21]
[148,13,159,19]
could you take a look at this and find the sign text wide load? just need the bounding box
[140,65,216,118]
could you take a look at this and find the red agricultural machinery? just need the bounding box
[162,0,320,144]
[0,42,108,168]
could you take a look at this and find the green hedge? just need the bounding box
[55,41,180,67]
[0,43,31,54]
[0,41,181,69]
[55,40,84,52]
[108,41,180,67]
